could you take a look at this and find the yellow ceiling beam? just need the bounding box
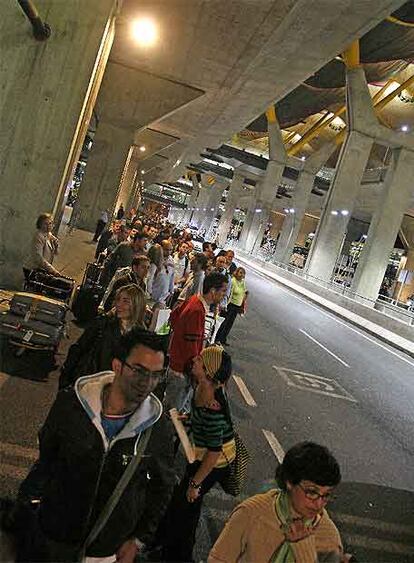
[342,40,360,69]
[288,75,411,157]
[266,105,277,124]
[386,15,414,28]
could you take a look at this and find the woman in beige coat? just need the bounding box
[209,442,346,563]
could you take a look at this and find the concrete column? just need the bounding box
[0,0,116,287]
[78,122,133,230]
[115,147,138,213]
[181,177,199,225]
[243,114,287,253]
[351,148,414,300]
[239,195,256,249]
[192,187,210,229]
[200,184,226,236]
[305,66,378,281]
[273,142,336,264]
[217,175,243,247]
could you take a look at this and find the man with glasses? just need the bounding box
[14,328,175,563]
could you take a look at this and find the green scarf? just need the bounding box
[270,491,314,563]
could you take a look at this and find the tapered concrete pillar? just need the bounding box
[200,184,226,236]
[0,0,116,287]
[351,148,414,300]
[78,122,133,230]
[115,147,139,213]
[306,59,414,282]
[306,65,377,281]
[243,110,287,253]
[239,195,256,249]
[192,187,210,229]
[181,175,200,225]
[217,175,243,247]
[273,143,336,264]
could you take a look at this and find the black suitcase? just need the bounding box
[0,311,64,349]
[72,284,103,323]
[84,262,103,285]
[24,270,75,303]
[10,292,67,326]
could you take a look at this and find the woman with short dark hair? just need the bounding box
[209,442,344,563]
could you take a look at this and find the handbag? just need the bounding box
[220,431,250,496]
[77,426,153,561]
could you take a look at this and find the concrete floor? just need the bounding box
[1,232,413,562]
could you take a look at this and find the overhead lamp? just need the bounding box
[289,208,295,213]
[141,169,145,174]
[300,156,306,161]
[255,208,262,213]
[131,17,158,47]
[401,125,409,132]
[210,208,215,211]
[340,209,349,216]
[139,146,146,152]
[331,210,339,216]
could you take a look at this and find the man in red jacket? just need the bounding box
[166,272,228,408]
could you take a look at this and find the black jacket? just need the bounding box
[59,314,122,389]
[19,373,176,557]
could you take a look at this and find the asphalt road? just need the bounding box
[1,258,413,562]
[199,265,414,563]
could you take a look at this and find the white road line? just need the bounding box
[251,269,414,369]
[300,329,350,368]
[262,429,285,463]
[232,374,257,407]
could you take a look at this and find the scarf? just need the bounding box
[270,491,317,563]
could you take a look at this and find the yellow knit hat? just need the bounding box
[201,346,224,380]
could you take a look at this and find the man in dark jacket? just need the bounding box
[99,255,150,312]
[100,232,148,287]
[15,329,175,562]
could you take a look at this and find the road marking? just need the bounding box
[0,441,38,461]
[262,429,285,463]
[273,365,357,403]
[345,533,414,555]
[250,269,414,368]
[232,374,257,407]
[300,329,350,368]
[332,512,414,536]
[0,463,30,481]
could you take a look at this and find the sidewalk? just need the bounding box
[54,228,95,283]
[237,251,414,358]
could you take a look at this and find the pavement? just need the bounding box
[0,232,413,562]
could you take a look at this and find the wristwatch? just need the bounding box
[189,479,201,489]
[134,538,145,551]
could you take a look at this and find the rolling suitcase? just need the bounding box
[10,292,67,326]
[84,262,103,285]
[24,270,75,303]
[0,311,64,349]
[72,284,103,323]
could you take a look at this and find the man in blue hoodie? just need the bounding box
[14,329,175,562]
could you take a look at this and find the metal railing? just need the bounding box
[234,243,414,327]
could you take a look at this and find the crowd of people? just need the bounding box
[10,207,352,562]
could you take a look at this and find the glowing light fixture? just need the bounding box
[141,169,145,174]
[340,209,349,216]
[132,18,158,47]
[401,125,409,132]
[331,210,339,216]
[139,146,146,152]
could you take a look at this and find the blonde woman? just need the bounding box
[59,284,147,388]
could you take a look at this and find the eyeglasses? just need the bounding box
[298,483,335,503]
[123,361,166,382]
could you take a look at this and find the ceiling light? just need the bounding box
[331,210,339,216]
[139,146,146,152]
[401,125,409,132]
[255,209,262,213]
[210,208,215,211]
[300,156,306,161]
[131,18,158,47]
[340,209,349,216]
[289,208,295,213]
